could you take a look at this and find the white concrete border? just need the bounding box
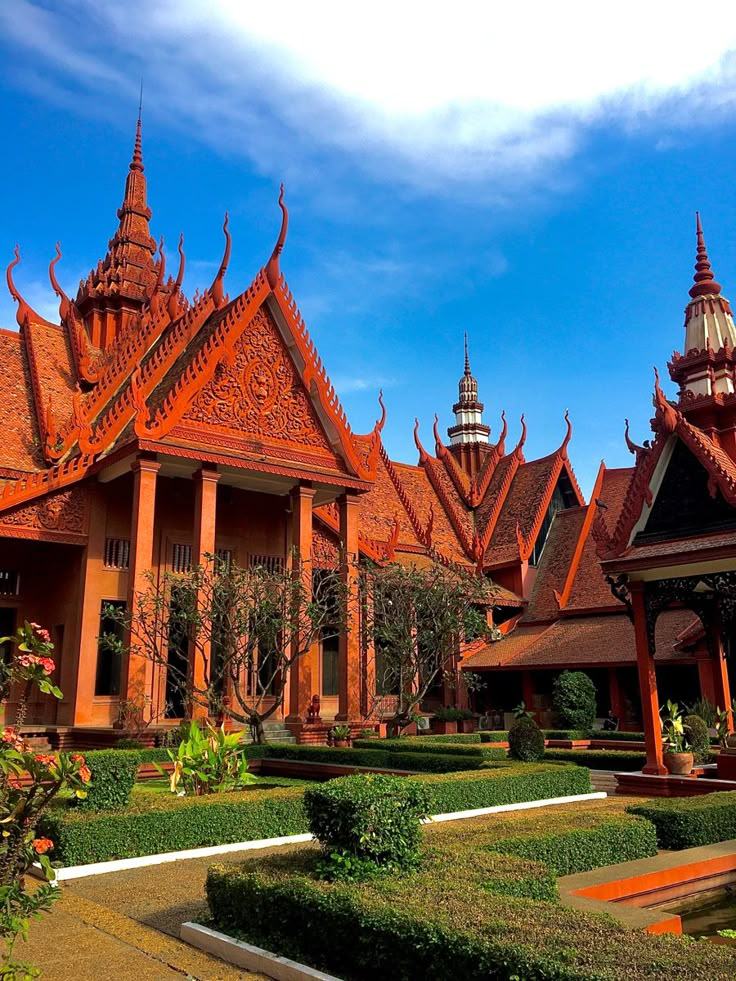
[181,922,341,981]
[34,791,605,882]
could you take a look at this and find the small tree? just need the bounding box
[552,670,597,731]
[360,560,497,735]
[106,554,344,743]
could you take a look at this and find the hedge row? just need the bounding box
[543,749,646,771]
[628,791,736,849]
[39,763,590,866]
[206,825,736,981]
[352,738,506,761]
[491,816,658,876]
[82,748,171,810]
[254,743,489,773]
[591,731,645,742]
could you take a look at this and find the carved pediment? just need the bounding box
[182,307,336,457]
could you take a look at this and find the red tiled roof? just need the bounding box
[595,467,634,538]
[525,507,586,622]
[24,321,77,425]
[487,454,559,565]
[466,608,695,670]
[622,529,736,561]
[0,329,44,473]
[357,456,424,549]
[396,460,464,555]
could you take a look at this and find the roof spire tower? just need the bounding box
[447,334,490,446]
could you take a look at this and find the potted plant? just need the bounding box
[661,699,694,775]
[331,725,351,748]
[430,706,461,735]
[457,708,476,734]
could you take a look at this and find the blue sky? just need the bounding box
[2,2,736,495]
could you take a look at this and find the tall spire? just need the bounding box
[447,334,490,446]
[690,212,721,299]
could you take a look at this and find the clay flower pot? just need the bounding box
[333,739,348,748]
[664,751,694,776]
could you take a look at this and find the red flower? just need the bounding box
[29,624,51,645]
[38,657,55,675]
[2,727,16,743]
[78,765,91,784]
[34,754,56,767]
[31,838,54,855]
[71,754,85,764]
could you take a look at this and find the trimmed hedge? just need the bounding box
[206,823,736,981]
[352,738,506,761]
[491,817,658,876]
[408,732,483,744]
[544,749,646,771]
[255,743,488,773]
[591,731,645,742]
[81,748,171,810]
[543,730,591,741]
[628,791,736,849]
[39,762,590,866]
[479,731,509,743]
[508,717,545,762]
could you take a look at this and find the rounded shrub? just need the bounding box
[684,714,710,764]
[303,773,429,872]
[508,717,545,762]
[552,670,597,731]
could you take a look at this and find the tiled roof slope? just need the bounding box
[0,329,44,473]
[525,507,587,622]
[486,454,559,565]
[24,321,77,427]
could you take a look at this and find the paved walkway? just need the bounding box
[16,841,312,981]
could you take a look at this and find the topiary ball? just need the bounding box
[683,714,710,764]
[508,716,545,762]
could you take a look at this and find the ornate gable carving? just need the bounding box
[183,307,334,453]
[0,487,88,541]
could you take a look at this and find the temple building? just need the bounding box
[1,121,734,744]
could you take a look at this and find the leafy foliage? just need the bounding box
[304,774,429,876]
[685,696,718,728]
[162,720,255,796]
[432,707,473,722]
[508,716,545,762]
[552,671,597,731]
[660,699,692,753]
[0,623,91,977]
[683,714,710,764]
[351,738,506,761]
[543,749,648,771]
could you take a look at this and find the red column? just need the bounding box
[522,670,536,715]
[337,493,361,721]
[630,581,666,775]
[709,614,733,731]
[191,468,220,720]
[361,589,376,719]
[607,667,625,727]
[123,458,160,713]
[286,484,315,723]
[697,654,716,705]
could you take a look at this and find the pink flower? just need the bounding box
[29,624,51,645]
[38,657,55,675]
[2,727,16,743]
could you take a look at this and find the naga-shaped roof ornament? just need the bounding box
[652,366,680,434]
[624,418,648,459]
[149,237,166,318]
[413,417,429,464]
[690,212,722,299]
[559,409,572,458]
[6,246,43,328]
[495,410,508,455]
[168,233,186,320]
[266,184,289,289]
[433,412,444,454]
[210,212,231,309]
[514,414,527,458]
[48,243,79,324]
[383,513,400,562]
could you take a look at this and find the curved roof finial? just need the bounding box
[433,412,443,452]
[413,417,429,463]
[653,366,680,434]
[6,245,34,328]
[560,409,572,456]
[375,390,386,432]
[168,233,186,319]
[266,183,289,289]
[690,212,721,299]
[464,332,471,376]
[149,236,165,316]
[496,410,508,453]
[515,413,527,456]
[49,242,74,323]
[210,212,231,308]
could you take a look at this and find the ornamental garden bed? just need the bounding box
[203,801,736,981]
[38,759,591,867]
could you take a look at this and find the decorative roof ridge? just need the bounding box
[379,441,433,548]
[314,504,386,562]
[6,246,56,330]
[432,414,471,501]
[20,322,54,456]
[266,185,288,290]
[135,272,269,441]
[351,391,386,480]
[554,460,607,611]
[475,418,527,568]
[0,453,94,514]
[76,287,221,455]
[515,413,583,561]
[469,411,507,506]
[603,427,666,558]
[210,214,231,310]
[49,283,208,461]
[416,426,475,558]
[677,416,736,506]
[271,275,372,480]
[48,243,99,386]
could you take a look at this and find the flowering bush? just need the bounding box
[160,720,255,796]
[0,622,91,978]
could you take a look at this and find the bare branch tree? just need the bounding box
[359,560,497,735]
[103,553,345,743]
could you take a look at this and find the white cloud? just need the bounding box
[3,1,736,194]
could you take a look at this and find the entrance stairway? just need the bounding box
[589,770,618,796]
[252,720,296,745]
